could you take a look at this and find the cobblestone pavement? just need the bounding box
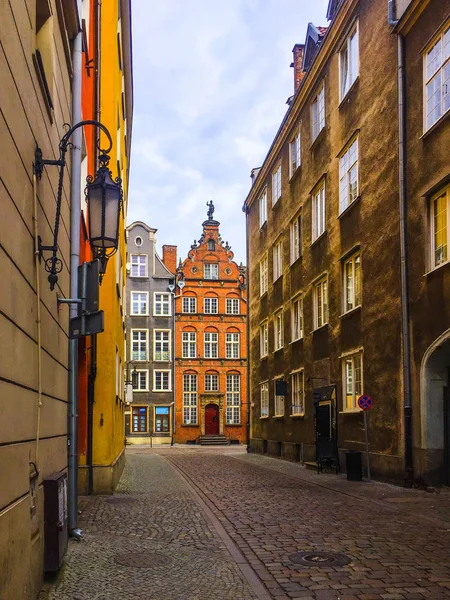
[39,452,257,600]
[158,447,450,600]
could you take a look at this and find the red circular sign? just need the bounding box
[357,395,373,410]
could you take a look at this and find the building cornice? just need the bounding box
[394,0,433,35]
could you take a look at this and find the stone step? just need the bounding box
[199,435,229,445]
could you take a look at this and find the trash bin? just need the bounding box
[345,450,362,481]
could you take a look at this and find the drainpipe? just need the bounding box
[389,1,414,486]
[67,3,83,537]
[87,334,97,494]
[244,206,251,453]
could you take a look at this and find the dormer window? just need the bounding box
[207,239,215,251]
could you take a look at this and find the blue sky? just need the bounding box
[128,1,329,265]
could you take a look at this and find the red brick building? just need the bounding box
[174,203,248,444]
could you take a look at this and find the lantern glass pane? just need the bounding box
[88,182,103,244]
[103,185,121,247]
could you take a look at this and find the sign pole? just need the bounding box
[363,410,371,482]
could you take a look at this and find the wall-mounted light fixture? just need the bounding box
[34,120,123,290]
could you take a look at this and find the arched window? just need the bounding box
[205,370,220,392]
[182,371,198,425]
[226,293,240,315]
[226,371,241,424]
[207,239,215,251]
[226,328,240,359]
[182,327,197,358]
[204,327,219,359]
[182,292,197,314]
[204,293,219,314]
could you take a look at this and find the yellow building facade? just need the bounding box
[91,0,133,493]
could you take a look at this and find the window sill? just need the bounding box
[338,76,359,109]
[421,108,450,140]
[259,221,267,231]
[310,231,327,248]
[273,347,284,354]
[225,423,243,427]
[271,196,282,209]
[181,424,199,427]
[338,195,361,219]
[290,414,305,418]
[272,276,283,284]
[273,415,285,419]
[339,306,361,319]
[339,409,362,415]
[133,390,149,393]
[424,260,450,277]
[290,255,302,267]
[152,389,172,393]
[260,415,269,419]
[289,165,302,184]
[131,314,150,318]
[310,126,325,150]
[289,337,304,344]
[312,324,328,333]
[260,355,268,361]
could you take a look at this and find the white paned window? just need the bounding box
[154,330,170,361]
[289,128,301,177]
[226,333,240,359]
[153,370,171,391]
[290,214,302,263]
[260,255,268,296]
[312,84,325,141]
[132,370,148,391]
[131,292,148,315]
[274,381,285,416]
[182,332,197,358]
[205,374,219,391]
[340,24,359,99]
[182,297,197,313]
[272,163,282,205]
[431,185,450,268]
[291,371,305,416]
[260,322,268,358]
[273,240,283,281]
[204,332,218,358]
[259,189,267,227]
[339,138,359,213]
[183,374,198,424]
[312,183,326,241]
[291,295,303,341]
[343,352,363,411]
[226,374,240,424]
[154,293,171,316]
[226,298,240,314]
[424,26,450,131]
[204,297,218,314]
[204,263,219,279]
[131,330,147,361]
[274,310,283,351]
[130,254,147,277]
[343,253,361,312]
[260,382,269,417]
[314,277,328,329]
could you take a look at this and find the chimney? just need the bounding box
[162,245,177,274]
[290,44,305,92]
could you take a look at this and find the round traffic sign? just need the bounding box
[357,395,373,410]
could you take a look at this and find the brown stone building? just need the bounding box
[244,0,450,485]
[174,203,248,444]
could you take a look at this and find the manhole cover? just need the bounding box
[105,497,137,505]
[114,552,172,568]
[289,551,352,567]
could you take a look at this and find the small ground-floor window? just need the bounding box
[132,406,147,432]
[155,406,170,433]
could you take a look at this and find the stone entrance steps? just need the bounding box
[199,435,229,446]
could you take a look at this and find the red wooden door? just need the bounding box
[205,404,219,435]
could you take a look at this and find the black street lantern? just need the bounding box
[34,120,123,290]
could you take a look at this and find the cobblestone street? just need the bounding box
[41,447,450,600]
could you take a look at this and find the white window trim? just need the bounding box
[260,321,269,358]
[289,126,301,179]
[291,369,305,416]
[153,329,171,362]
[339,21,359,101]
[339,137,359,214]
[130,291,149,316]
[272,162,282,206]
[182,296,197,313]
[342,351,363,412]
[259,187,268,228]
[290,213,302,264]
[153,369,172,392]
[131,328,148,362]
[430,184,450,270]
[133,369,149,392]
[204,263,219,280]
[313,277,328,330]
[312,181,326,242]
[274,310,284,351]
[423,24,450,132]
[274,377,285,417]
[260,254,268,296]
[130,254,148,277]
[291,294,303,342]
[153,292,171,317]
[273,240,283,282]
[182,331,197,359]
[225,332,240,359]
[260,381,269,418]
[205,373,219,392]
[311,83,325,142]
[226,298,240,315]
[204,297,219,314]
[204,332,219,359]
[343,252,362,314]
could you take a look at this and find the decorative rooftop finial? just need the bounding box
[206,200,214,221]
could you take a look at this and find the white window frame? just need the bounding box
[273,240,283,282]
[204,332,219,359]
[131,329,148,361]
[260,382,269,418]
[260,254,268,296]
[274,310,284,351]
[182,331,197,358]
[133,369,149,392]
[291,370,305,416]
[274,379,285,417]
[204,297,218,314]
[205,373,219,392]
[130,254,147,277]
[260,321,268,358]
[342,351,363,411]
[130,291,149,316]
[204,263,219,280]
[153,330,171,362]
[343,252,361,313]
[291,295,303,342]
[314,277,328,330]
[289,127,301,178]
[226,298,240,314]
[290,213,302,264]
[430,184,450,269]
[339,137,359,214]
[226,374,241,424]
[312,182,326,242]
[226,332,240,359]
[153,370,172,392]
[311,84,325,141]
[182,296,197,313]
[424,25,450,132]
[272,163,282,206]
[183,374,198,424]
[259,188,268,228]
[153,292,171,316]
[340,22,359,100]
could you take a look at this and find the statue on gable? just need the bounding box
[206,200,214,221]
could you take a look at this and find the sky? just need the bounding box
[127,1,329,266]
